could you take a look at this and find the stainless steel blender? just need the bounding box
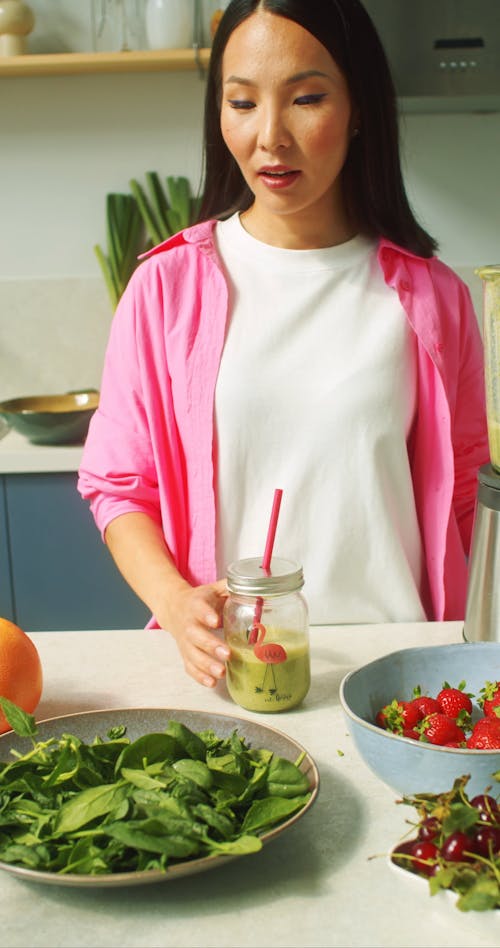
[464,265,500,642]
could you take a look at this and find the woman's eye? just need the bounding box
[228,99,255,110]
[295,93,327,105]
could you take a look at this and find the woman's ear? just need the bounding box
[350,107,361,139]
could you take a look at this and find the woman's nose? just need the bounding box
[257,106,291,152]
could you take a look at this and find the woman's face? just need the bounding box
[220,9,356,248]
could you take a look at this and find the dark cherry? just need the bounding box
[411,840,439,876]
[469,794,500,823]
[473,825,500,857]
[418,816,440,841]
[391,840,416,872]
[440,830,475,862]
[391,840,415,860]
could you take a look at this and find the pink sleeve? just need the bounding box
[451,280,490,551]
[77,272,162,540]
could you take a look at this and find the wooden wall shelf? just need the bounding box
[0,48,211,78]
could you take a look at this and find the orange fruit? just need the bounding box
[0,617,43,734]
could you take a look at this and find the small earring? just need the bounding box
[352,128,360,138]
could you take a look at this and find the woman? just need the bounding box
[78,0,489,687]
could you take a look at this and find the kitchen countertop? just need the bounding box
[0,621,498,948]
[0,429,83,473]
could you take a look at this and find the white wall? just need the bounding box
[400,111,500,269]
[1,71,205,278]
[1,0,499,399]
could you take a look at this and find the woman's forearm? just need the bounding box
[104,512,230,687]
[104,512,190,625]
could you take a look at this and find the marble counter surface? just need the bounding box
[0,621,498,948]
[0,429,82,473]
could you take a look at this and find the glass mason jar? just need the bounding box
[478,264,500,473]
[91,0,145,52]
[223,556,310,713]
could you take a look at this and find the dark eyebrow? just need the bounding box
[286,70,332,84]
[224,69,333,86]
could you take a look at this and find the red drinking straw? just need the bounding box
[249,488,283,643]
[261,488,283,575]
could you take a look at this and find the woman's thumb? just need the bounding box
[213,578,229,596]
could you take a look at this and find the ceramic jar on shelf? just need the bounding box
[145,0,195,50]
[0,0,35,56]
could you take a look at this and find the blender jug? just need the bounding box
[480,265,500,472]
[463,265,500,643]
[463,465,500,643]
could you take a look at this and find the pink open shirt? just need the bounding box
[78,221,489,622]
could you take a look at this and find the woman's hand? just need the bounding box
[104,513,231,688]
[158,579,231,688]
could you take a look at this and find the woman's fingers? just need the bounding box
[172,615,230,688]
[161,579,231,688]
[182,633,229,687]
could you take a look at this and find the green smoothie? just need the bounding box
[226,630,310,713]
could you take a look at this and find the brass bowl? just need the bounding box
[0,390,99,445]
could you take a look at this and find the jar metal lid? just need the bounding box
[226,556,304,597]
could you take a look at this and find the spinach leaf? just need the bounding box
[115,733,182,773]
[172,759,214,791]
[265,757,311,798]
[56,782,129,833]
[241,793,312,834]
[0,698,38,739]
[165,721,207,761]
[191,803,235,840]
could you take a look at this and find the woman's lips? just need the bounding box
[257,167,301,190]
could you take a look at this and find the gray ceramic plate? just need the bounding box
[0,707,319,888]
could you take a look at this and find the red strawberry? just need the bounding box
[402,727,421,741]
[376,699,423,733]
[376,699,408,733]
[418,712,466,746]
[436,681,473,719]
[376,700,403,731]
[479,681,500,719]
[467,716,500,749]
[410,695,441,718]
[400,700,423,730]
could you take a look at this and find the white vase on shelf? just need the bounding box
[145,0,194,50]
[0,0,35,56]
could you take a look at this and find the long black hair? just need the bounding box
[197,0,437,257]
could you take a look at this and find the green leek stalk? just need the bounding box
[94,193,143,310]
[94,174,199,309]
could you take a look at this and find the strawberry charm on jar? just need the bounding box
[223,556,310,713]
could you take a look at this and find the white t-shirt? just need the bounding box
[214,213,426,623]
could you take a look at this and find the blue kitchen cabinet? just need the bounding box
[2,472,150,631]
[0,478,14,620]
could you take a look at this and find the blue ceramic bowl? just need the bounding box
[339,642,500,798]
